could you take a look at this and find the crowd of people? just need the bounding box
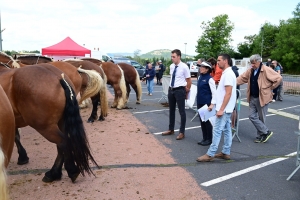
[159,49,282,162]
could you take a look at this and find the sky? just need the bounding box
[0,0,299,56]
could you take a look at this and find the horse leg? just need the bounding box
[14,128,29,165]
[111,84,118,108]
[96,94,105,121]
[126,82,130,104]
[63,146,80,183]
[42,145,64,183]
[131,83,140,104]
[87,95,99,123]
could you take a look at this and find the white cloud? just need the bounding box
[0,0,297,56]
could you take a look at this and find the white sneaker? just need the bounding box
[271,99,275,102]
[149,93,152,96]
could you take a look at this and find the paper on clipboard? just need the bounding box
[197,105,216,122]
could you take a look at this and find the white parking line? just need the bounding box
[153,126,201,135]
[201,152,297,187]
[133,109,169,114]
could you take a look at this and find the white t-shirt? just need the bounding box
[169,61,191,87]
[213,67,236,113]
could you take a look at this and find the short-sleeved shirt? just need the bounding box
[213,67,237,113]
[169,61,191,87]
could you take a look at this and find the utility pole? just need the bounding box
[184,43,187,63]
[261,26,264,61]
[0,11,2,52]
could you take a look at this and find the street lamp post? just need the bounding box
[184,43,187,63]
[261,26,264,61]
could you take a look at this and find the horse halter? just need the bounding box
[0,61,11,69]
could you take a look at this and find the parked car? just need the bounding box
[187,61,198,76]
[113,58,145,80]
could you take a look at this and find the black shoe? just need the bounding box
[200,140,212,146]
[261,131,273,143]
[197,139,205,145]
[254,136,263,143]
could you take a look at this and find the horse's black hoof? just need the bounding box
[136,102,141,104]
[17,157,29,165]
[87,119,94,123]
[42,172,62,183]
[98,118,105,121]
[69,171,80,183]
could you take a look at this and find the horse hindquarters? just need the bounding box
[0,147,9,200]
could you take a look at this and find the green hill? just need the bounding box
[140,49,195,60]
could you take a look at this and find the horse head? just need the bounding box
[0,52,20,68]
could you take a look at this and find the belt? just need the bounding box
[169,86,185,91]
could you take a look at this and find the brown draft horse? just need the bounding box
[0,84,15,199]
[0,63,99,183]
[15,55,53,65]
[12,55,109,122]
[82,58,142,104]
[64,60,109,122]
[79,58,127,109]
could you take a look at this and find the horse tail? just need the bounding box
[77,68,102,104]
[134,68,142,103]
[0,144,9,200]
[117,64,127,109]
[99,70,108,117]
[59,74,99,176]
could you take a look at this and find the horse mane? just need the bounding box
[17,55,53,62]
[0,52,14,61]
[63,59,83,62]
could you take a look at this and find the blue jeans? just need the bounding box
[207,113,232,156]
[147,79,154,94]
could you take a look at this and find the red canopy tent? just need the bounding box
[42,37,91,56]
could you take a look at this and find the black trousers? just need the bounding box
[197,104,213,141]
[168,87,186,134]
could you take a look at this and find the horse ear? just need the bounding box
[13,54,17,60]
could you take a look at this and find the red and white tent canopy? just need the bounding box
[42,37,91,56]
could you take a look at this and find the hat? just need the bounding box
[158,60,162,63]
[199,61,212,68]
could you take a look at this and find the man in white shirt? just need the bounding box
[197,53,237,162]
[162,49,192,140]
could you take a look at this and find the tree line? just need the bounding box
[195,3,300,74]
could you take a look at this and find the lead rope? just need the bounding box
[61,74,74,100]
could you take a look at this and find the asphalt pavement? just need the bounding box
[109,79,300,200]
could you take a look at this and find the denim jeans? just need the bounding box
[168,87,186,133]
[147,79,154,94]
[207,113,232,156]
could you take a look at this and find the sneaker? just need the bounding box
[271,99,275,103]
[149,93,152,96]
[261,131,273,143]
[254,136,263,143]
[214,152,230,160]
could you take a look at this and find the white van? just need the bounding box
[187,61,198,76]
[90,51,111,61]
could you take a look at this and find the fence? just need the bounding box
[282,74,300,96]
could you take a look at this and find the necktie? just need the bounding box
[171,66,178,87]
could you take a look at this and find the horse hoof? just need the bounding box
[17,157,29,165]
[116,107,122,110]
[111,105,117,108]
[87,119,94,123]
[42,175,61,183]
[98,118,105,121]
[136,102,140,104]
[70,171,80,183]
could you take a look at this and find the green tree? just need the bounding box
[237,35,256,58]
[195,14,234,59]
[271,3,300,73]
[251,22,279,59]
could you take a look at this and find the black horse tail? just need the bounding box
[59,78,99,176]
